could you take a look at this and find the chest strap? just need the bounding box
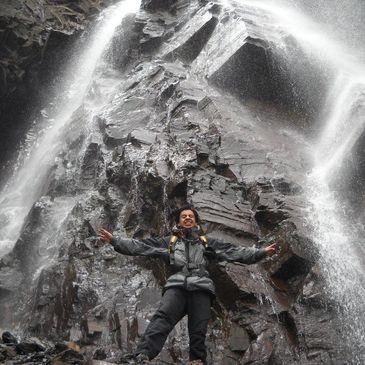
[168,228,208,253]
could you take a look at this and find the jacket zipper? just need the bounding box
[184,240,190,289]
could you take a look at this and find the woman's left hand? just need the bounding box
[264,243,277,255]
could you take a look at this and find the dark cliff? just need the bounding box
[0,0,117,171]
[0,0,357,364]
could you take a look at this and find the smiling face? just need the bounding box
[178,209,197,228]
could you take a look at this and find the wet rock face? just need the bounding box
[0,0,116,100]
[142,0,179,10]
[0,0,117,170]
[0,0,351,364]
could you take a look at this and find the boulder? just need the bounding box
[16,338,46,354]
[1,331,17,344]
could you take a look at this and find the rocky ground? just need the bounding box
[0,0,352,364]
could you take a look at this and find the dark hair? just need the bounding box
[174,206,200,224]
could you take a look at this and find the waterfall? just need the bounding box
[224,0,365,361]
[0,0,364,361]
[308,72,365,362]
[0,0,141,258]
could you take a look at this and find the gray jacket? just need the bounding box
[110,234,267,296]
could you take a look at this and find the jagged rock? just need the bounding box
[241,330,275,364]
[228,324,250,352]
[54,342,70,353]
[101,105,150,147]
[193,191,259,238]
[15,338,46,354]
[93,347,107,360]
[142,0,178,10]
[192,3,331,119]
[2,331,18,344]
[130,129,159,146]
[80,142,103,188]
[161,2,219,63]
[0,343,17,361]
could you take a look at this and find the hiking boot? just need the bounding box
[135,353,150,364]
[187,361,204,365]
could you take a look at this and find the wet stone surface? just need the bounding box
[0,0,351,364]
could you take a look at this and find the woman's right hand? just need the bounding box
[97,228,113,243]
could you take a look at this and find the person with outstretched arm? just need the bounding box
[98,206,276,365]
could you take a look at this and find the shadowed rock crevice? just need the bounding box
[267,47,332,124]
[210,40,274,102]
[165,16,219,63]
[208,264,241,310]
[166,180,188,210]
[271,255,311,286]
[276,311,300,349]
[209,38,331,124]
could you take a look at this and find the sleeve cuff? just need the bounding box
[257,248,267,260]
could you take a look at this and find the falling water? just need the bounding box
[223,0,365,361]
[0,0,141,257]
[307,71,365,362]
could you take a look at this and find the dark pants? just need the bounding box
[136,288,212,362]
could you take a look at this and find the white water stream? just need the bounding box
[0,0,141,257]
[224,0,365,361]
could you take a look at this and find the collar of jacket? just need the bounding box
[169,226,208,252]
